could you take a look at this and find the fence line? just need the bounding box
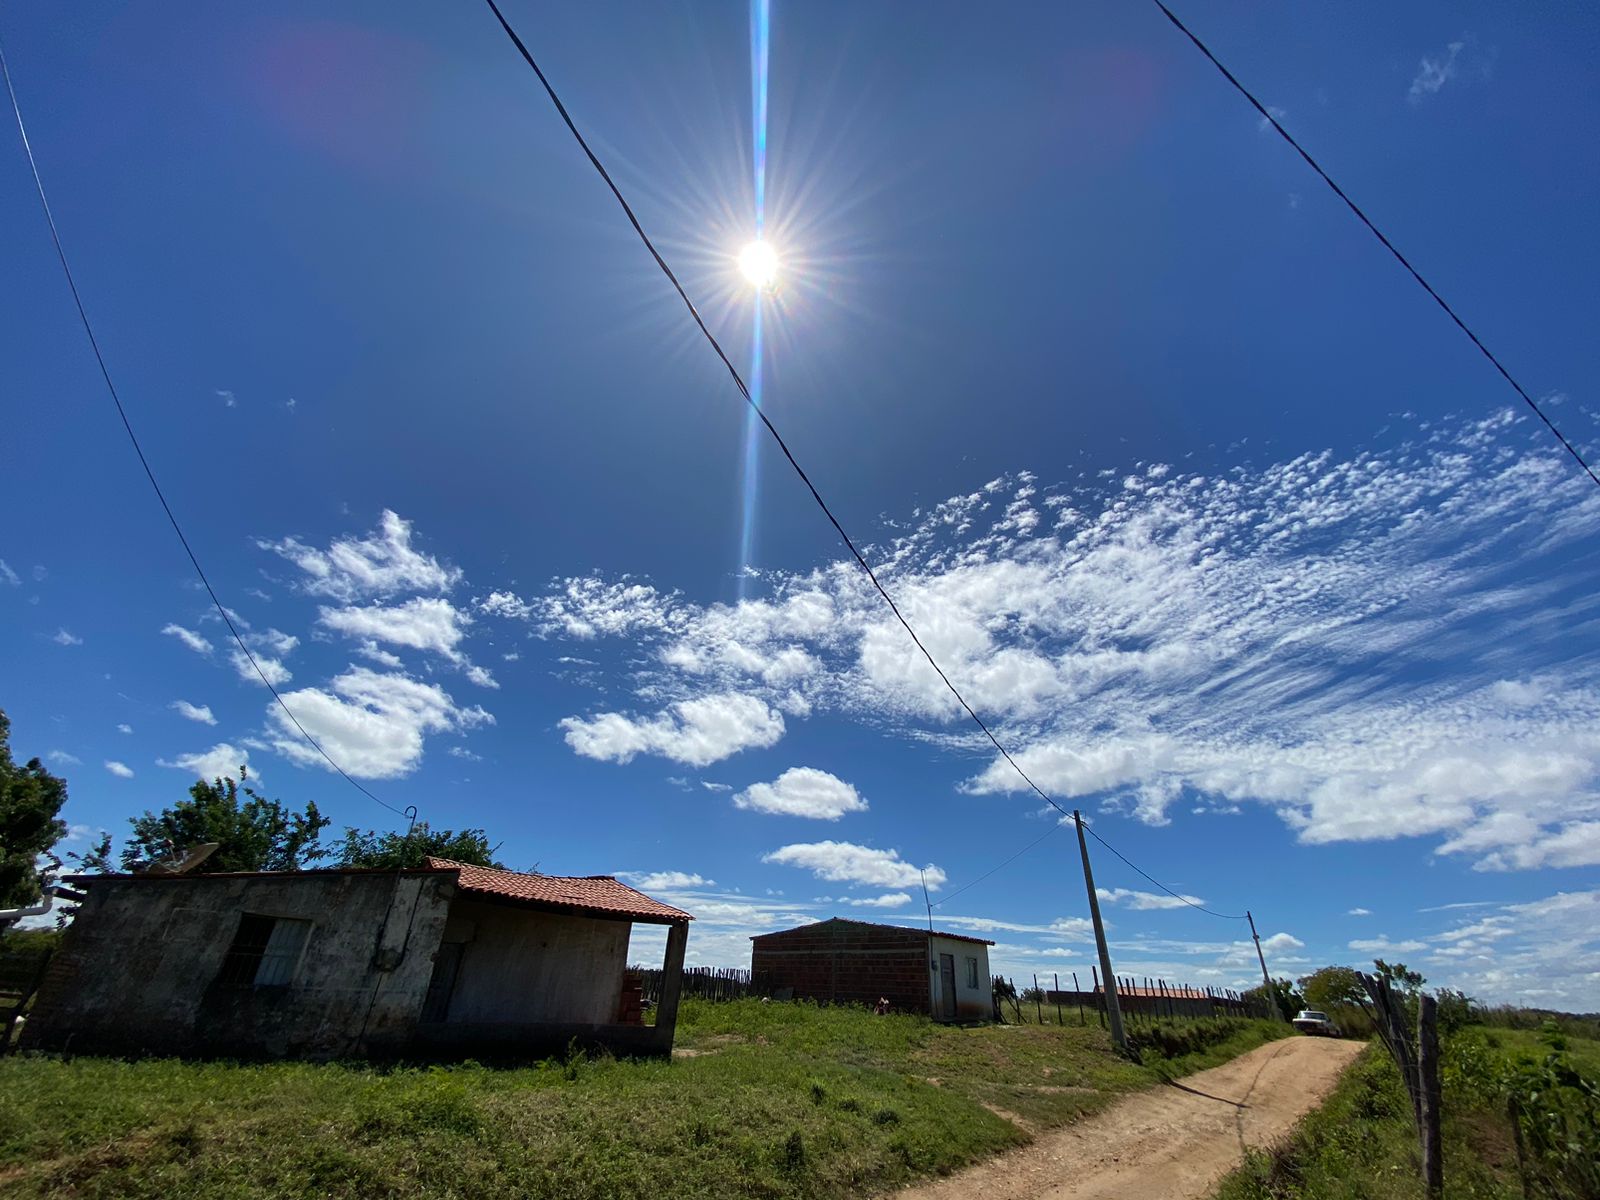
[628,965,765,1004]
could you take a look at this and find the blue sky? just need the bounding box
[4,1,1598,1007]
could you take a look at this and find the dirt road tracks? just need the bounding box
[896,1035,1364,1200]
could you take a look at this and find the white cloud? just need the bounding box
[1097,887,1207,911]
[524,410,1600,871]
[463,663,498,689]
[1259,932,1305,954]
[561,692,784,767]
[840,892,913,909]
[319,597,469,658]
[215,388,237,407]
[1347,907,1372,916]
[620,871,715,892]
[734,767,868,820]
[446,745,482,762]
[476,590,533,620]
[104,760,134,779]
[117,724,132,735]
[266,667,491,779]
[1409,38,1465,102]
[701,781,733,793]
[52,629,82,647]
[1257,104,1287,133]
[230,649,292,687]
[158,743,250,781]
[763,840,947,890]
[0,559,18,587]
[171,700,216,726]
[355,640,404,668]
[261,510,460,602]
[47,750,81,766]
[1348,936,1429,956]
[162,623,214,655]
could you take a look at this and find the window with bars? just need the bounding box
[217,913,312,988]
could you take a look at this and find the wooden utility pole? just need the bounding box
[1246,910,1281,1018]
[1074,811,1128,1054]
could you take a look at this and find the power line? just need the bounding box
[1,38,410,823]
[481,0,1242,923]
[932,821,1062,909]
[1083,822,1246,920]
[1150,0,1600,493]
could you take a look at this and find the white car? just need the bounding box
[1292,1009,1338,1036]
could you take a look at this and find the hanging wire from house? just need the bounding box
[932,822,1063,909]
[1149,0,1600,491]
[480,0,1249,924]
[1,38,411,822]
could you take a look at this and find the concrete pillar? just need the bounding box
[653,921,689,1053]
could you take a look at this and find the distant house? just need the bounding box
[21,857,692,1060]
[751,918,994,1022]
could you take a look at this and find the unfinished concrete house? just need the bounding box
[21,857,692,1060]
[751,918,995,1022]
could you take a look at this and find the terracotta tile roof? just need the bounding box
[425,858,692,924]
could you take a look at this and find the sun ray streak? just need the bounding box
[738,0,772,600]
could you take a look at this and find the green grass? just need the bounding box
[1214,1025,1600,1200]
[0,1000,1285,1199]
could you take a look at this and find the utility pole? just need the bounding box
[1247,910,1282,1019]
[1074,811,1128,1054]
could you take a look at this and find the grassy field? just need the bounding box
[1214,1024,1600,1200]
[0,1001,1284,1199]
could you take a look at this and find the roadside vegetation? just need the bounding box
[0,999,1285,1199]
[1215,1019,1600,1200]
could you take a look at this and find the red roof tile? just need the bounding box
[425,858,692,924]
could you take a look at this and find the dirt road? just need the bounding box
[897,1036,1363,1200]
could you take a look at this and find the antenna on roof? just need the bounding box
[144,843,220,876]
[920,869,934,937]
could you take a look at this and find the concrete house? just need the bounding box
[751,918,995,1022]
[21,857,692,1060]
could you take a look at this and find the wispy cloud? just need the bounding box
[51,628,83,647]
[171,700,217,726]
[525,410,1600,872]
[0,559,18,587]
[162,623,214,656]
[1408,36,1491,103]
[104,760,134,779]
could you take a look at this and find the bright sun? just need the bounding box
[737,240,779,290]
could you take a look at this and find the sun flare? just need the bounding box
[737,239,779,290]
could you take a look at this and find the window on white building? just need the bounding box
[965,956,979,989]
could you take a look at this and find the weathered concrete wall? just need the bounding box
[21,872,451,1059]
[929,935,992,1023]
[437,898,629,1026]
[751,921,931,1013]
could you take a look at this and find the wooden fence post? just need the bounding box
[1418,994,1442,1197]
[1072,971,1084,1025]
[1054,973,1063,1025]
[1033,974,1043,1024]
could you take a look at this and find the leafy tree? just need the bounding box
[0,710,69,908]
[1245,977,1305,1019]
[1299,965,1366,1011]
[333,822,503,870]
[1373,958,1426,995]
[121,767,328,873]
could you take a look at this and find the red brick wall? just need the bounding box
[751,922,931,1013]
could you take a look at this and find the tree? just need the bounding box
[0,709,69,908]
[1300,965,1366,1011]
[1374,959,1426,995]
[333,822,503,870]
[1246,977,1305,1018]
[121,767,328,873]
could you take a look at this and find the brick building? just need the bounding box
[751,918,994,1022]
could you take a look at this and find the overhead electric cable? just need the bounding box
[1083,822,1245,920]
[1,38,411,822]
[1150,0,1600,492]
[481,0,1241,922]
[932,822,1063,909]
